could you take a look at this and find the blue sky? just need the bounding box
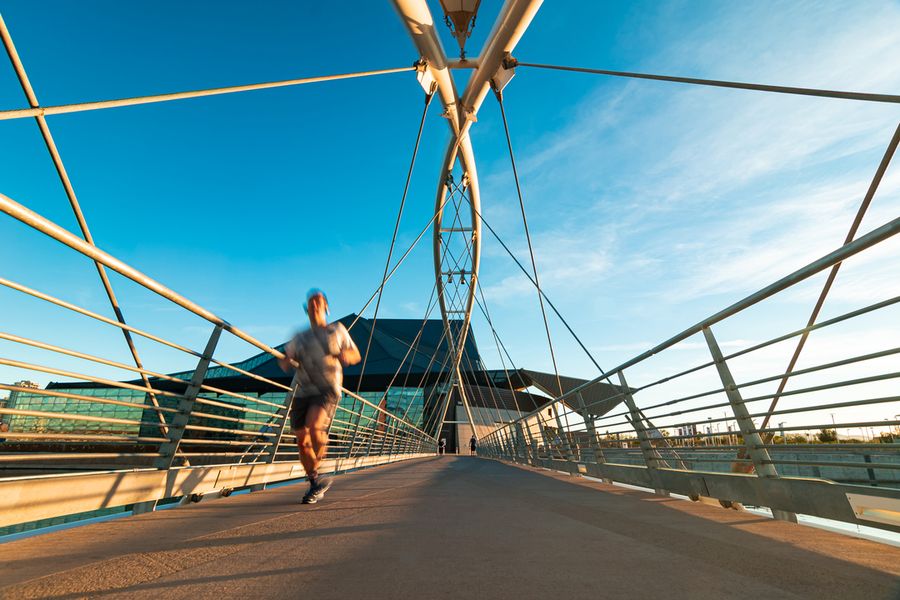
[1,1,899,433]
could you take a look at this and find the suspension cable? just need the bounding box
[515,61,900,104]
[422,349,459,436]
[759,121,900,432]
[0,64,416,121]
[347,174,453,332]
[473,279,523,416]
[438,182,509,431]
[407,326,451,428]
[356,90,436,391]
[472,283,547,413]
[442,186,519,427]
[357,218,461,371]
[461,342,507,429]
[397,293,446,425]
[375,282,440,409]
[494,88,564,397]
[458,177,612,384]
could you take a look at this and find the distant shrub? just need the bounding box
[817,429,838,443]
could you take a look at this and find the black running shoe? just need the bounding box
[311,476,333,501]
[301,477,333,504]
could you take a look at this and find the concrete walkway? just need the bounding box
[1,456,898,599]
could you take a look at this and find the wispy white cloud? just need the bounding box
[480,0,900,312]
[472,1,900,436]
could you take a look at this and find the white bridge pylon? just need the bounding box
[392,1,543,439]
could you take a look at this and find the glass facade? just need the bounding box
[7,388,146,436]
[355,387,425,427]
[4,386,429,438]
[6,388,283,439]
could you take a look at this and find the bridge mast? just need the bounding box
[392,0,542,443]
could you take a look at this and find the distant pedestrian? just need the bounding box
[439,438,446,455]
[279,289,360,504]
[0,422,8,443]
[469,435,477,455]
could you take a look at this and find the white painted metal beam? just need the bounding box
[392,0,542,440]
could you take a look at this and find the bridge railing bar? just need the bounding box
[504,211,900,425]
[0,190,435,438]
[480,217,900,526]
[0,277,294,394]
[0,197,434,526]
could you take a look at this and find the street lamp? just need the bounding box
[439,0,482,59]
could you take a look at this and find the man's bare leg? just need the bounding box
[301,405,333,503]
[306,405,331,473]
[295,426,317,478]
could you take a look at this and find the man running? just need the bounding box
[280,289,360,504]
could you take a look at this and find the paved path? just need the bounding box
[1,457,898,599]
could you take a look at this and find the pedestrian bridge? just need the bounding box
[2,457,898,599]
[2,1,900,597]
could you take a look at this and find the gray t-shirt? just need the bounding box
[286,322,357,402]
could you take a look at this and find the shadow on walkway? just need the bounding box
[1,456,898,600]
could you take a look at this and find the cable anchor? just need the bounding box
[491,53,517,99]
[414,58,437,96]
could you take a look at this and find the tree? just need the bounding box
[817,428,838,443]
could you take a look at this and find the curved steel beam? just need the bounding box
[459,0,542,137]
[392,0,542,439]
[391,0,462,134]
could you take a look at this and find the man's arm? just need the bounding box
[338,326,361,366]
[340,346,361,366]
[279,339,296,372]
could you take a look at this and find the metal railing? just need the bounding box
[0,190,436,530]
[480,212,900,533]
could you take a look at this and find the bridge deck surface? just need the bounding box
[1,456,898,599]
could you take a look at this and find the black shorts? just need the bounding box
[290,394,338,430]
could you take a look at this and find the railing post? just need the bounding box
[513,421,528,461]
[702,326,798,522]
[536,409,554,460]
[262,383,299,464]
[618,371,668,496]
[364,406,383,457]
[250,382,299,492]
[521,418,540,464]
[574,391,609,468]
[551,402,577,461]
[346,394,369,458]
[154,324,223,468]
[134,324,223,513]
[379,419,396,457]
[387,420,401,457]
[503,426,517,460]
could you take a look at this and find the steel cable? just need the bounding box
[355,90,436,391]
[494,89,564,397]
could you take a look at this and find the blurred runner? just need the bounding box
[280,288,360,504]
